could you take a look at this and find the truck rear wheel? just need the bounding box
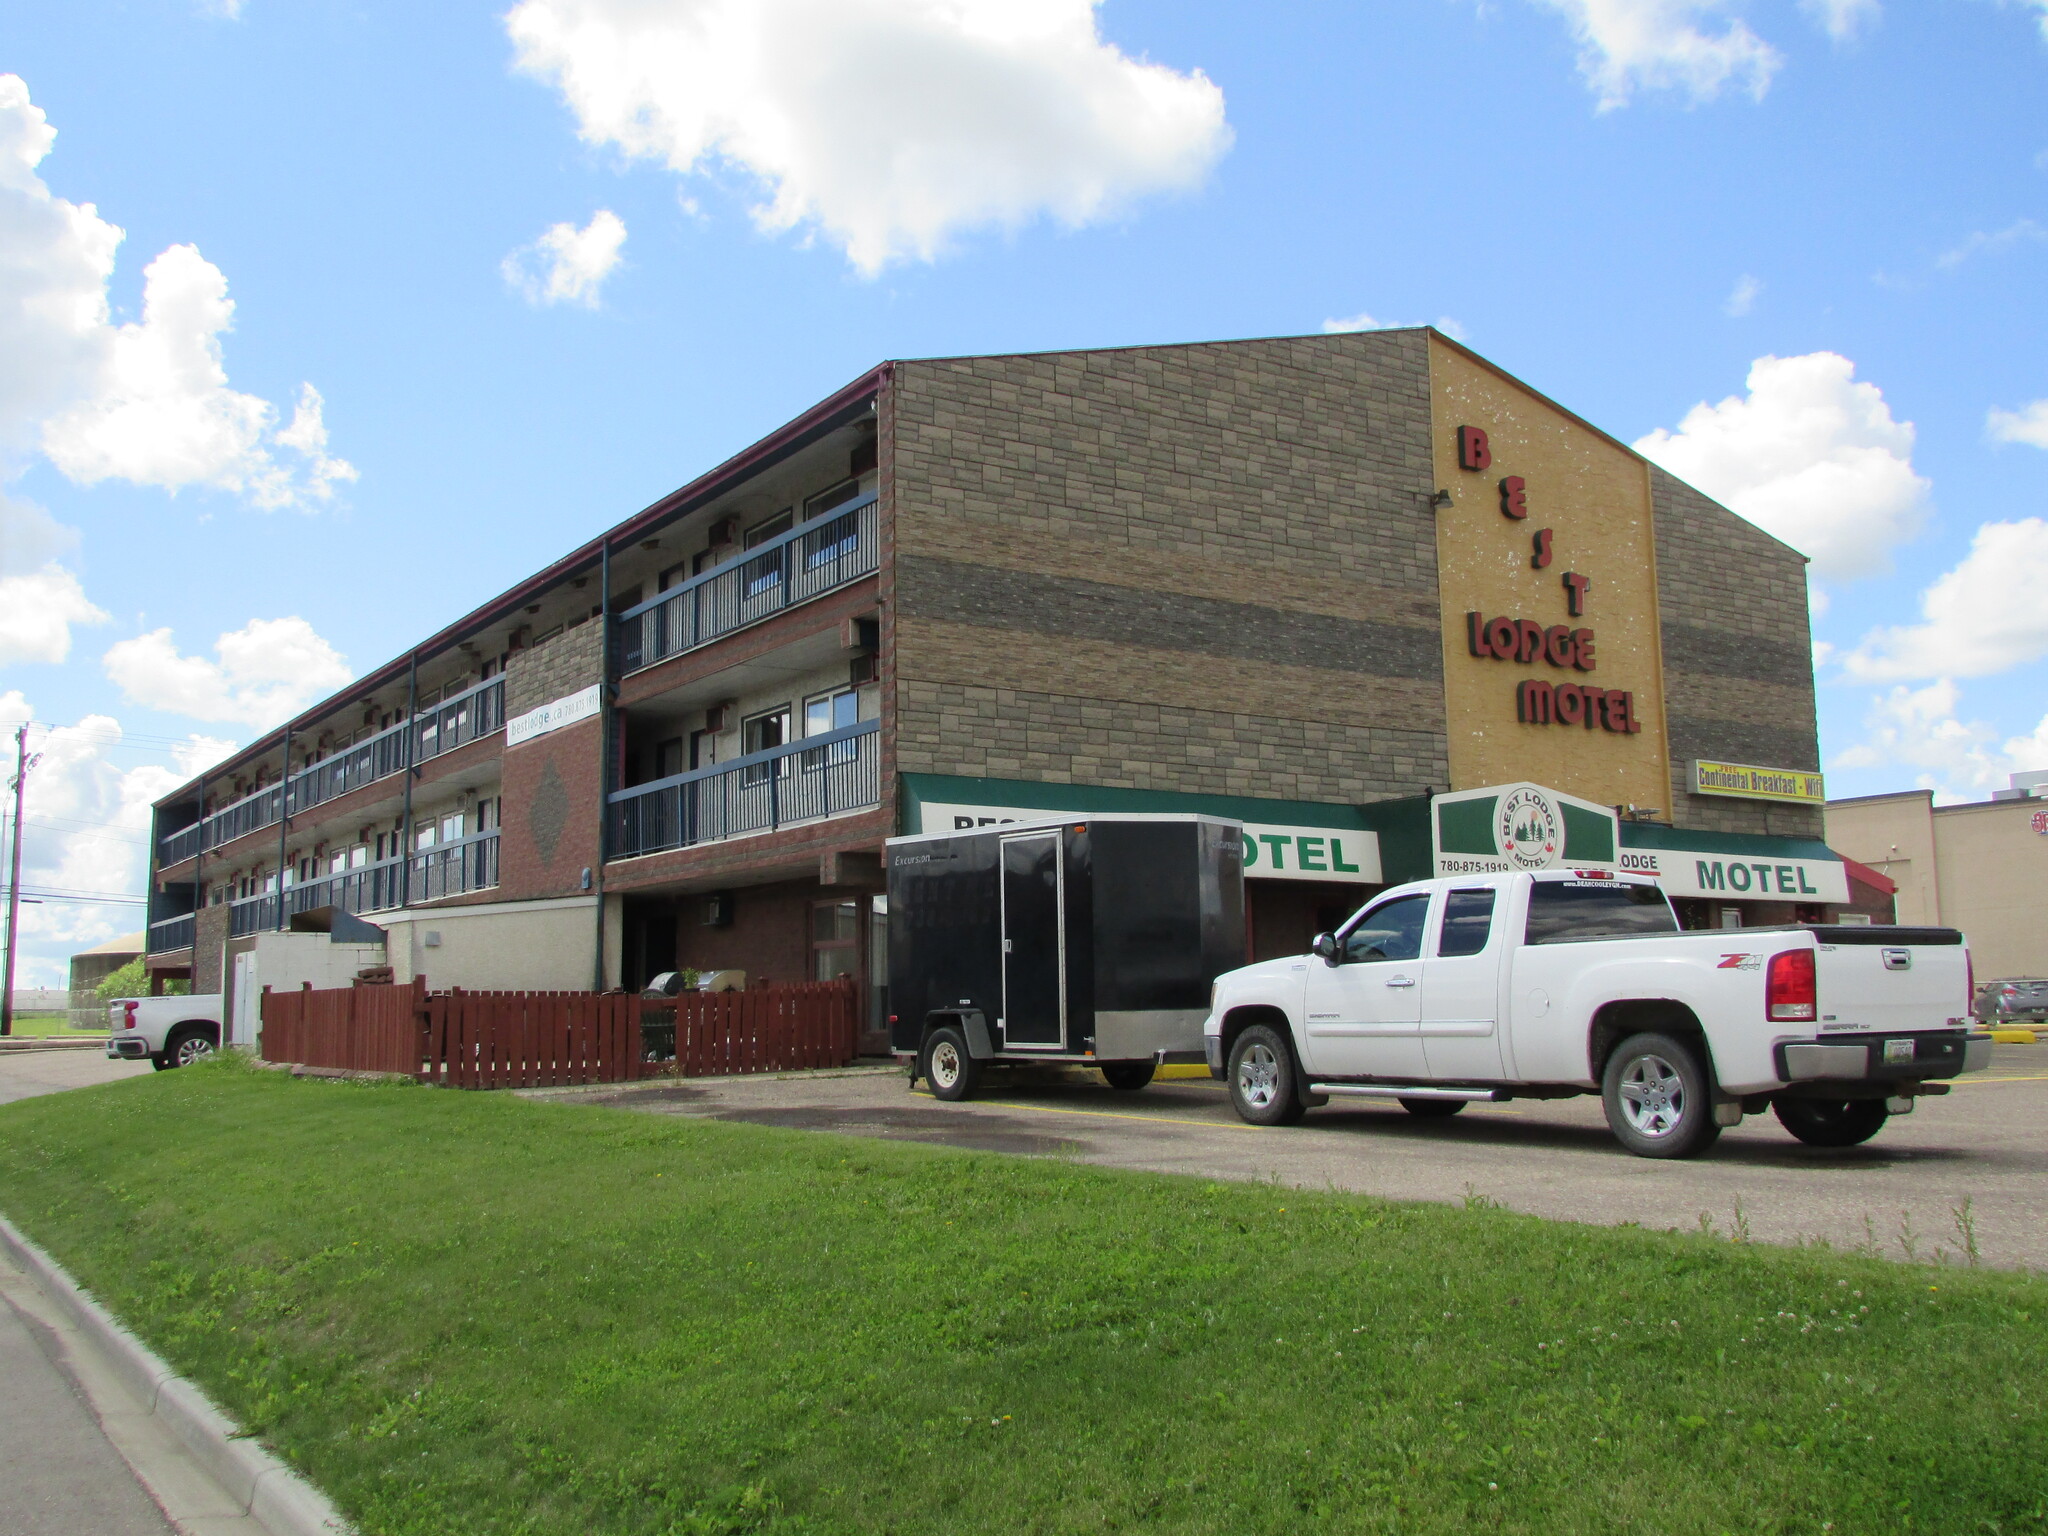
[163,1026,218,1070]
[1601,1032,1721,1159]
[1227,1024,1306,1127]
[921,1026,982,1102]
[1773,1097,1889,1147]
[1101,1062,1155,1091]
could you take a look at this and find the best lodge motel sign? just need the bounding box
[1455,424,1643,735]
[917,803,1383,884]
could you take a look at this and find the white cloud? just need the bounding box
[503,209,628,308]
[504,0,1232,276]
[0,492,107,664]
[1989,399,2048,449]
[1527,0,1781,110]
[1723,273,1761,316]
[1634,352,1929,579]
[1801,0,1879,40]
[0,692,233,987]
[1841,518,2048,681]
[1832,679,2048,801]
[0,75,352,511]
[1936,218,2046,271]
[39,245,358,509]
[1322,312,1468,340]
[103,616,352,729]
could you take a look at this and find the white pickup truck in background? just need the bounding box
[104,995,225,1070]
[1204,870,1989,1158]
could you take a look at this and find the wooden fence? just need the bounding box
[259,978,860,1086]
[422,989,644,1089]
[666,981,860,1077]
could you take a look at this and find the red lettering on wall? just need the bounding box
[1543,624,1574,668]
[1571,628,1596,671]
[1563,571,1591,617]
[1486,615,1519,658]
[1555,684,1586,727]
[1513,683,1638,734]
[1532,527,1553,569]
[1499,475,1528,519]
[1457,426,1492,471]
[1466,611,1492,658]
[1517,679,1554,724]
[1516,619,1545,664]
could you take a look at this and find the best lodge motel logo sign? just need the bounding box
[917,802,1382,884]
[1455,425,1643,735]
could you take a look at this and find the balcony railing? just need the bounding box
[609,719,880,860]
[146,913,195,954]
[161,675,504,865]
[618,491,878,674]
[225,832,502,937]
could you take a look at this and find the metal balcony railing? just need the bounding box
[408,830,501,903]
[160,675,505,864]
[609,719,880,860]
[146,914,195,954]
[618,492,878,674]
[224,832,502,937]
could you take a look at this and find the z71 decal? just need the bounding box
[1717,953,1762,970]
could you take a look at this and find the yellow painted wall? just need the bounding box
[1429,337,1671,811]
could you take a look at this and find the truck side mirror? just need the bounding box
[1312,932,1339,966]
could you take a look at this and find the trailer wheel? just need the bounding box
[1773,1097,1889,1147]
[922,1026,982,1102]
[1600,1031,1720,1159]
[1101,1063,1155,1091]
[1227,1024,1306,1126]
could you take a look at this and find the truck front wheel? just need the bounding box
[1601,1032,1721,1159]
[1101,1062,1155,1091]
[1773,1097,1888,1147]
[1227,1024,1306,1127]
[921,1026,983,1102]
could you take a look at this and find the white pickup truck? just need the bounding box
[1204,870,1989,1158]
[104,995,224,1070]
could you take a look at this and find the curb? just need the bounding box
[0,1036,111,1052]
[0,1211,352,1535]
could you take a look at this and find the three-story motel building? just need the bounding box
[142,329,1864,1052]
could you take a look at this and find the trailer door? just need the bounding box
[1000,830,1066,1048]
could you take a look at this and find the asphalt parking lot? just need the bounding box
[554,1043,2048,1271]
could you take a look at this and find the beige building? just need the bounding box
[1826,787,2048,977]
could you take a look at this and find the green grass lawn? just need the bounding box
[2,1011,98,1037]
[1,1061,2044,1536]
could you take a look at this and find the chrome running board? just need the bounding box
[1309,1083,1504,1102]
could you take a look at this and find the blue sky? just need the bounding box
[1,0,2044,983]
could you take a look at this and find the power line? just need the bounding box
[2,885,147,905]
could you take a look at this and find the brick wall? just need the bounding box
[498,716,603,900]
[506,617,606,717]
[889,332,1448,807]
[1650,467,1825,839]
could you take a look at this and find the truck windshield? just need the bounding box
[1523,880,1677,945]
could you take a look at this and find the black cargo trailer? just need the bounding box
[887,815,1246,1099]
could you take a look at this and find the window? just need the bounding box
[741,707,791,784]
[813,900,859,982]
[802,479,862,569]
[744,510,794,549]
[802,687,860,767]
[1523,880,1679,945]
[1437,889,1496,957]
[442,811,465,844]
[1341,894,1430,964]
[804,479,859,519]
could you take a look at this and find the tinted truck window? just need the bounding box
[1523,880,1677,945]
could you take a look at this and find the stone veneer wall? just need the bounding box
[506,617,606,717]
[1649,467,1825,840]
[888,332,1449,806]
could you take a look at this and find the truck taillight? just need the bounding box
[122,1000,137,1029]
[1767,949,1817,1022]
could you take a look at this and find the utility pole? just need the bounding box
[2,724,40,1038]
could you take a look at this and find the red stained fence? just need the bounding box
[261,980,423,1075]
[669,981,860,1077]
[422,989,644,1089]
[259,979,860,1086]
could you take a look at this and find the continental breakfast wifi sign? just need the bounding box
[1691,759,1825,805]
[1431,782,1619,878]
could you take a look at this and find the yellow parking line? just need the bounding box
[1952,1074,2048,1085]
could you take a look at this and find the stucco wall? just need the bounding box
[379,896,608,992]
